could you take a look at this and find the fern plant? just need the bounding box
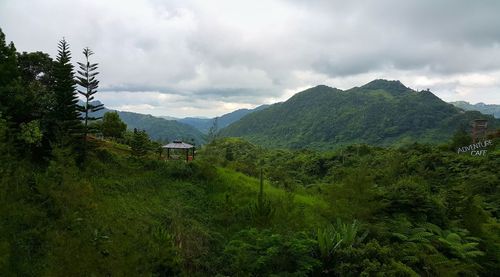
[316,219,367,263]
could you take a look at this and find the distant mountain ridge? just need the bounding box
[82,101,206,145]
[177,105,269,133]
[450,101,500,118]
[220,79,499,149]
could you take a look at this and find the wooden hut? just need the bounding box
[162,140,195,162]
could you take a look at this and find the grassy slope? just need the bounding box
[43,140,328,275]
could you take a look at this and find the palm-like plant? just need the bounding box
[316,219,367,263]
[436,229,484,260]
[317,225,343,262]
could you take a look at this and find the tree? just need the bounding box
[131,128,150,157]
[0,30,53,159]
[451,125,472,151]
[0,28,21,121]
[17,51,55,87]
[101,112,127,138]
[76,47,104,144]
[51,38,81,142]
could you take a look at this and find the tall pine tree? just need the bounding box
[76,47,103,144]
[0,28,21,122]
[51,38,81,143]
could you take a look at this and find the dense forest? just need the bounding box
[221,81,499,150]
[1,27,500,277]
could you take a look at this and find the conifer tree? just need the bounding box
[0,28,21,121]
[131,128,150,157]
[76,47,103,142]
[52,38,81,142]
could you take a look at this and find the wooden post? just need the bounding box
[186,148,189,162]
[192,147,195,160]
[167,148,170,160]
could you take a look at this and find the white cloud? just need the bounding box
[1,0,499,117]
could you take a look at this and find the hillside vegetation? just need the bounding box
[450,101,500,119]
[85,102,206,145]
[221,80,499,149]
[178,105,269,133]
[1,27,500,276]
[2,131,500,275]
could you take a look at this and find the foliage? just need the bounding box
[51,38,81,143]
[1,29,499,276]
[221,229,320,275]
[100,111,127,138]
[130,128,150,157]
[316,219,367,268]
[451,101,500,119]
[221,80,499,150]
[112,111,206,145]
[76,47,104,140]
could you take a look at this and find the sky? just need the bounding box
[1,0,499,118]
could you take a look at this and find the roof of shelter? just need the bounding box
[162,140,194,149]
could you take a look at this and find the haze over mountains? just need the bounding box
[85,101,268,144]
[450,101,500,119]
[83,101,206,145]
[177,105,269,133]
[89,79,498,149]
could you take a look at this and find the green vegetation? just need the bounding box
[87,104,207,146]
[76,47,104,143]
[114,111,206,145]
[221,81,499,150]
[1,28,500,276]
[451,101,500,118]
[2,130,499,275]
[100,111,127,139]
[178,104,269,133]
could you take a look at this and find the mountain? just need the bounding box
[114,111,205,145]
[177,105,269,133]
[82,101,206,145]
[450,101,500,118]
[177,117,213,133]
[220,80,499,149]
[158,115,179,120]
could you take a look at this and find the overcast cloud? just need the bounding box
[1,0,499,117]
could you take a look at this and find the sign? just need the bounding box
[457,139,493,156]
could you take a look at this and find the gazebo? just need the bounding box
[163,140,195,162]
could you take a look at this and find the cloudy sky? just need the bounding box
[1,0,499,117]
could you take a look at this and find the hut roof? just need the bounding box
[162,140,194,149]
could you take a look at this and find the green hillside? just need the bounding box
[178,105,269,133]
[450,101,500,118]
[117,111,205,145]
[2,28,500,276]
[85,102,206,145]
[3,132,500,275]
[221,80,499,149]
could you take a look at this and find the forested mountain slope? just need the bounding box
[84,101,206,145]
[178,105,269,133]
[450,101,500,118]
[221,80,499,149]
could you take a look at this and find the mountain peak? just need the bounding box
[313,84,333,89]
[361,79,410,93]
